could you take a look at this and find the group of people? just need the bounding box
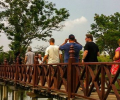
[24,34,101,65]
[20,33,120,90]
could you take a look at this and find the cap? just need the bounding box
[69,34,75,40]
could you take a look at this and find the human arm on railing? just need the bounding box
[113,51,119,61]
[97,52,100,56]
[41,47,49,64]
[24,55,27,64]
[59,54,63,63]
[42,55,48,64]
[82,50,88,63]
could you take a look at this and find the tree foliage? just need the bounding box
[0,46,3,52]
[0,50,14,64]
[89,12,120,58]
[0,0,69,55]
[34,45,47,56]
[98,55,112,62]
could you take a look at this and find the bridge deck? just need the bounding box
[75,90,117,100]
[48,89,117,100]
[37,85,118,100]
[0,46,120,100]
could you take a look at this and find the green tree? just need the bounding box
[0,46,3,64]
[89,12,120,59]
[0,0,69,55]
[79,50,83,62]
[34,45,47,56]
[0,46,3,52]
[98,55,112,62]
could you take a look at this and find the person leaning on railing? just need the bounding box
[82,34,100,63]
[113,39,120,79]
[59,34,82,63]
[38,54,42,64]
[42,38,62,64]
[24,46,35,65]
[113,39,120,61]
[82,34,100,89]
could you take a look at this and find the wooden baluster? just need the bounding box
[2,85,8,100]
[57,66,60,89]
[67,45,75,99]
[13,91,19,100]
[34,55,39,64]
[33,56,38,88]
[4,59,7,79]
[16,56,19,64]
[48,65,51,93]
[15,56,19,84]
[85,65,89,96]
[101,65,105,99]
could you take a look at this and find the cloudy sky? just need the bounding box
[0,0,120,51]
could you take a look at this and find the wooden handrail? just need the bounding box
[0,47,120,100]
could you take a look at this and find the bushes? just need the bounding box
[98,55,112,62]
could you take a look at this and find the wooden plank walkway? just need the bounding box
[50,90,117,100]
[45,85,117,100]
[74,90,117,100]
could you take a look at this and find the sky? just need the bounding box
[0,0,120,51]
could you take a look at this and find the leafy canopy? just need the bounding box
[89,12,120,58]
[0,0,69,54]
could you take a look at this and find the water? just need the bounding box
[0,85,56,100]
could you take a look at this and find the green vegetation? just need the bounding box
[89,12,120,59]
[79,50,83,62]
[0,0,69,56]
[0,50,15,64]
[0,46,3,52]
[34,45,47,56]
[98,55,112,62]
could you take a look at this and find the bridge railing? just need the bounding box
[0,45,120,100]
[71,62,120,100]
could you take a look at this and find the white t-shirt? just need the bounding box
[45,45,62,64]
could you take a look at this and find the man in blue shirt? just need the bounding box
[59,34,82,63]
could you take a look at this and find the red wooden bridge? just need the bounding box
[0,46,120,100]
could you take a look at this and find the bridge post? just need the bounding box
[101,65,105,99]
[13,91,19,100]
[0,86,2,100]
[33,56,39,88]
[2,85,8,100]
[15,56,19,84]
[4,59,7,79]
[32,98,38,100]
[67,45,76,99]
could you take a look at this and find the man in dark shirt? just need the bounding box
[82,34,100,90]
[82,34,100,63]
[60,34,82,63]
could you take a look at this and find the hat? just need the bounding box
[69,34,75,40]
